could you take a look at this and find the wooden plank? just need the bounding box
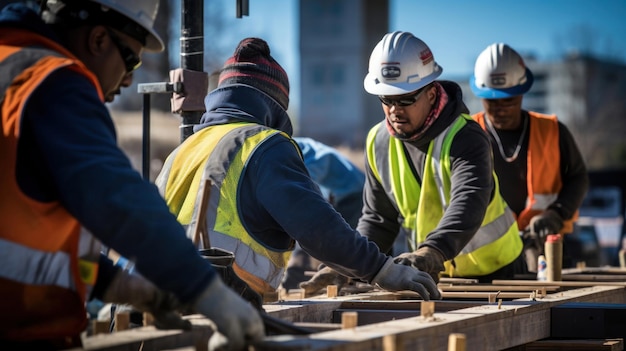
[441,285,557,292]
[256,286,626,350]
[65,315,213,351]
[72,284,626,351]
[441,291,538,300]
[493,279,626,287]
[522,338,624,351]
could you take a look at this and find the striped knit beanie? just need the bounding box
[218,37,290,110]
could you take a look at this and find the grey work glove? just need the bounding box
[298,266,350,296]
[527,209,563,244]
[393,246,446,284]
[372,257,441,300]
[102,270,191,330]
[192,277,265,351]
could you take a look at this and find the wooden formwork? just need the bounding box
[68,268,626,351]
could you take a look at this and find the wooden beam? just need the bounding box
[522,338,624,351]
[256,286,626,350]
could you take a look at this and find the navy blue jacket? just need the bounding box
[193,85,388,282]
[0,4,216,304]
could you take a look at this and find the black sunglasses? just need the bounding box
[378,86,427,107]
[106,28,142,73]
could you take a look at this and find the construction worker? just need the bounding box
[0,1,263,350]
[469,43,589,272]
[303,31,524,291]
[156,37,441,302]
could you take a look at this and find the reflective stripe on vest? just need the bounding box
[366,115,522,277]
[473,111,577,233]
[0,238,74,289]
[159,123,296,293]
[0,32,103,339]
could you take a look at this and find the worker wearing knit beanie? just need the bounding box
[218,37,290,110]
[157,35,440,307]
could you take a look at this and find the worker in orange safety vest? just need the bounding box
[469,43,589,272]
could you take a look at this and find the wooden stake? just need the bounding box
[143,312,154,326]
[263,291,279,303]
[420,301,435,318]
[448,333,466,351]
[327,285,338,298]
[114,311,130,331]
[341,311,358,329]
[383,334,405,351]
[92,320,110,335]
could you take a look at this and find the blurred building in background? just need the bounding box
[297,0,388,147]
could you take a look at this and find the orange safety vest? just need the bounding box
[0,29,103,342]
[473,111,577,234]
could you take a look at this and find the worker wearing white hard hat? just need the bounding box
[0,1,264,349]
[470,43,589,273]
[302,31,524,294]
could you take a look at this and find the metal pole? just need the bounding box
[142,94,151,180]
[180,0,204,143]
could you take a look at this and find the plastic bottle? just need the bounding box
[537,255,547,281]
[545,234,563,281]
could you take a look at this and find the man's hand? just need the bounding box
[371,258,441,300]
[102,270,191,330]
[527,209,563,244]
[192,277,265,351]
[393,246,446,283]
[298,266,349,296]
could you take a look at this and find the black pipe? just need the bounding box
[142,93,151,179]
[179,0,204,143]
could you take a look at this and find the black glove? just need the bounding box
[102,270,191,330]
[212,263,264,311]
[393,246,446,283]
[527,209,563,244]
[191,278,265,351]
[371,258,441,300]
[298,266,349,296]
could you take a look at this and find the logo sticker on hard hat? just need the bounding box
[420,49,433,65]
[381,66,401,79]
[490,73,507,87]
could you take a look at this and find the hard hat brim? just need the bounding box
[363,68,443,96]
[145,31,164,52]
[470,68,534,99]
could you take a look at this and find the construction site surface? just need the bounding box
[66,266,626,351]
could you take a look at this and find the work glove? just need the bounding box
[298,266,350,296]
[192,277,265,351]
[527,209,563,245]
[393,246,446,284]
[371,257,441,300]
[211,262,264,311]
[102,270,191,330]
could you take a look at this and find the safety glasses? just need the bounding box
[106,28,142,73]
[378,86,427,107]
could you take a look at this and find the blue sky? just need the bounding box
[171,0,626,107]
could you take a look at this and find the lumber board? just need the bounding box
[256,286,626,351]
[64,315,213,351]
[493,279,626,287]
[440,285,558,292]
[518,338,624,351]
[70,282,626,351]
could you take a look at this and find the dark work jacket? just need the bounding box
[0,4,216,306]
[190,85,388,282]
[358,81,495,261]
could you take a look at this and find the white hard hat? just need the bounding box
[43,0,164,52]
[470,43,533,99]
[364,31,442,96]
